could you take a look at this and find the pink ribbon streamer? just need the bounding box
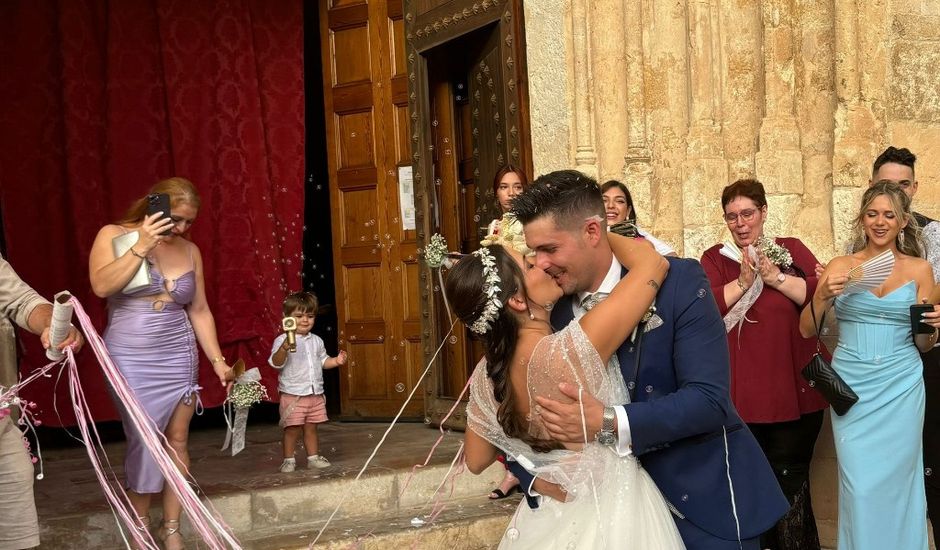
[68,297,242,549]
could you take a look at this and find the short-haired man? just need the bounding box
[0,255,83,549]
[508,170,787,550]
[870,146,940,540]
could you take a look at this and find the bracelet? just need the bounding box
[129,247,146,260]
[211,356,226,364]
[736,278,748,292]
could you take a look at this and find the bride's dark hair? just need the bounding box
[445,245,562,453]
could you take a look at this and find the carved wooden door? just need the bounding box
[320,0,422,418]
[403,0,532,427]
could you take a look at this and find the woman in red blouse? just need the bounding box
[701,179,827,550]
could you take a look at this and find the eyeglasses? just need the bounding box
[723,208,758,224]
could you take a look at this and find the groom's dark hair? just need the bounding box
[511,169,605,231]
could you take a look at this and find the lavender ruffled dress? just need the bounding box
[104,253,199,494]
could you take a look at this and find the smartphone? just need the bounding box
[146,193,173,236]
[910,304,936,335]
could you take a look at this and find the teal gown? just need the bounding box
[831,280,928,550]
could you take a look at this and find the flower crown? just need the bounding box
[469,247,502,334]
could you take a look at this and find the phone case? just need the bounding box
[910,304,936,335]
[147,194,173,236]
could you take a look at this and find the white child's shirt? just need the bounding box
[268,332,329,395]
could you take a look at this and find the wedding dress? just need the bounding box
[467,322,685,549]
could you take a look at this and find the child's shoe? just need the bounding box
[278,457,296,473]
[307,455,331,469]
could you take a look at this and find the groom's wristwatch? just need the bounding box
[596,406,617,446]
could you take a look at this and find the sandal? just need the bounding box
[130,515,151,550]
[159,518,186,550]
[489,484,521,500]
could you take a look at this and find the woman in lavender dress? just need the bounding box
[89,177,232,549]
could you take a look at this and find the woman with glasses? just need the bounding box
[88,177,233,549]
[700,179,827,550]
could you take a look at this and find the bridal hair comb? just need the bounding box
[843,249,895,294]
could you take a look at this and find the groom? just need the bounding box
[508,170,787,550]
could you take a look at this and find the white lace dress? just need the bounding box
[466,322,685,549]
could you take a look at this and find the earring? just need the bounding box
[900,229,906,242]
[529,311,536,320]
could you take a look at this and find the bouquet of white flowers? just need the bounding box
[755,236,792,268]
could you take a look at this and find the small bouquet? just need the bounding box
[222,360,268,455]
[226,360,268,409]
[423,233,449,269]
[755,236,792,268]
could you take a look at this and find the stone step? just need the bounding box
[37,423,514,549]
[242,495,517,550]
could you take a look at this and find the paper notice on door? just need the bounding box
[398,166,416,230]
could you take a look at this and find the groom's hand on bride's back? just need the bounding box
[535,382,606,444]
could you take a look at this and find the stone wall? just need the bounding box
[524,0,940,262]
[523,2,940,547]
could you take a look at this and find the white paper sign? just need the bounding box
[398,166,416,230]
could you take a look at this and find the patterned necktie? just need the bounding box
[580,292,609,311]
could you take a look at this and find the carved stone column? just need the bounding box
[622,0,653,229]
[643,0,690,251]
[754,0,805,241]
[682,0,729,256]
[589,0,627,183]
[793,0,836,257]
[572,0,597,177]
[831,0,880,252]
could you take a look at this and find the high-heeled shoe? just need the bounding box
[488,483,521,500]
[129,515,151,550]
[159,518,186,550]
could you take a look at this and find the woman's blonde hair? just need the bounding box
[116,177,201,225]
[850,181,923,257]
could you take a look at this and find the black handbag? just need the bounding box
[801,300,859,416]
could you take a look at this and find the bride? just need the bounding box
[444,230,684,549]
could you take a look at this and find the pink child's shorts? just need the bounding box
[279,393,328,427]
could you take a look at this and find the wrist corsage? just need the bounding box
[755,236,792,268]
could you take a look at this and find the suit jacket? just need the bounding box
[510,257,787,541]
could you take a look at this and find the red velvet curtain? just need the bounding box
[0,0,304,426]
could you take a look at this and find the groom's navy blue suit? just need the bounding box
[509,257,787,549]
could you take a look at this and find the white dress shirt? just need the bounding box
[268,332,329,395]
[573,255,634,457]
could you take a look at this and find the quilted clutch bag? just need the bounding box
[801,300,858,416]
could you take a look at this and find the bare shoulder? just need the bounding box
[95,224,126,241]
[896,253,931,277]
[826,254,856,272]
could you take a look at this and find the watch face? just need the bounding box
[597,432,616,446]
[777,272,786,283]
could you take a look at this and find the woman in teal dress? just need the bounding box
[801,182,940,550]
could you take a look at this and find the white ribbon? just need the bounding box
[723,245,762,334]
[221,367,262,456]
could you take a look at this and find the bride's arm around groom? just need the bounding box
[510,170,787,549]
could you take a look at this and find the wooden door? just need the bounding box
[404,0,532,427]
[320,0,422,418]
